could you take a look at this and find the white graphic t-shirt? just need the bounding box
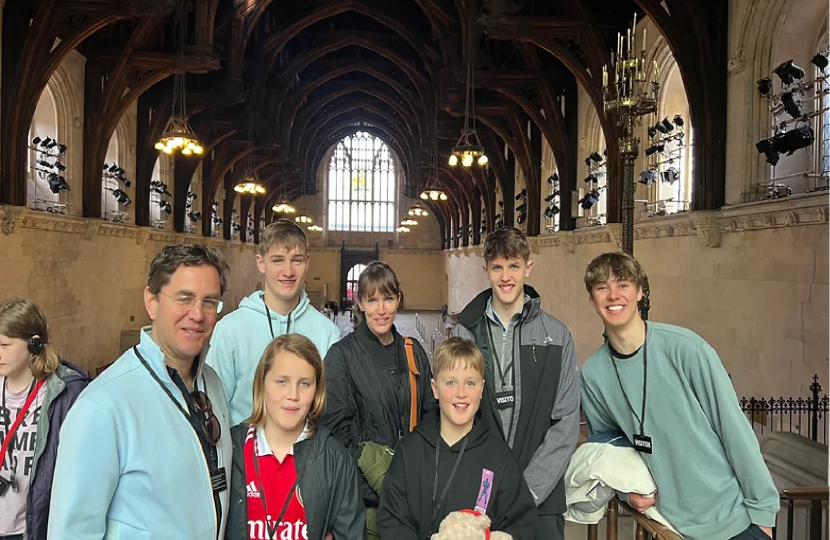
[0,378,46,535]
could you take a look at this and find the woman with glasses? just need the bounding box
[225,333,365,540]
[0,298,89,540]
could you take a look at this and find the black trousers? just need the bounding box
[534,513,565,540]
[730,524,773,540]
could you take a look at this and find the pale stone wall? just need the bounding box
[446,196,829,399]
[380,249,445,311]
[307,248,341,303]
[0,206,261,374]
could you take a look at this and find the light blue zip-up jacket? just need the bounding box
[47,329,232,540]
[206,290,340,424]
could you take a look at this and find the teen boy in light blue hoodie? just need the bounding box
[48,244,233,540]
[206,219,340,424]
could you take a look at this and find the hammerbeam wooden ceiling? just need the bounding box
[0,0,726,246]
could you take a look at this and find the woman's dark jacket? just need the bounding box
[376,410,537,540]
[320,323,438,506]
[28,360,89,539]
[225,423,366,540]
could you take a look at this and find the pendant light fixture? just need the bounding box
[449,15,487,167]
[155,1,203,156]
[234,112,265,195]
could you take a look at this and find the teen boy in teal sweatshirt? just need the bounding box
[206,220,340,424]
[581,252,779,540]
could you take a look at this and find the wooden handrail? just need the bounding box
[780,487,829,501]
[616,498,683,540]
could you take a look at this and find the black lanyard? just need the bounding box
[429,435,469,535]
[609,324,648,436]
[133,347,213,451]
[252,433,301,540]
[263,294,292,340]
[485,318,521,387]
[1,378,36,486]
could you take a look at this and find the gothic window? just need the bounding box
[819,66,830,176]
[28,88,63,211]
[346,263,367,301]
[328,132,396,232]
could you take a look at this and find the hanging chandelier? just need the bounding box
[408,203,428,217]
[272,197,296,213]
[401,219,418,226]
[295,215,313,224]
[307,224,323,232]
[234,113,265,195]
[396,226,411,233]
[155,2,202,156]
[420,189,448,201]
[449,16,487,168]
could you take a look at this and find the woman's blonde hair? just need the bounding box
[246,333,326,435]
[0,298,60,380]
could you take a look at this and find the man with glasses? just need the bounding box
[48,244,233,540]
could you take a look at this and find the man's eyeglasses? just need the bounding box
[191,390,221,445]
[159,292,223,314]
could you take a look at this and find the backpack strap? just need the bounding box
[404,337,420,432]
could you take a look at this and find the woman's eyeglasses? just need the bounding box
[191,390,221,445]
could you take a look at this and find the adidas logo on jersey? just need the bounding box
[246,481,260,498]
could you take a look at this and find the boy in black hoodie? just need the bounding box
[377,338,536,540]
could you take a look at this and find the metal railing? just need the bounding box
[740,374,829,444]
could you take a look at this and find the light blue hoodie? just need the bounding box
[206,290,340,424]
[47,329,232,540]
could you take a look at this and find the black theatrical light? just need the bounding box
[662,167,680,184]
[516,212,527,225]
[515,188,527,200]
[31,137,42,145]
[36,159,51,168]
[498,201,504,207]
[47,175,70,194]
[40,137,53,148]
[46,139,57,149]
[757,78,773,97]
[583,174,598,184]
[755,138,780,166]
[108,164,119,173]
[639,169,657,186]
[580,189,600,210]
[775,125,814,155]
[645,144,665,157]
[188,211,202,222]
[122,179,131,188]
[590,151,603,163]
[547,173,559,185]
[543,204,559,219]
[54,162,66,171]
[212,202,219,210]
[545,191,560,202]
[58,144,67,153]
[773,60,805,85]
[647,126,657,138]
[660,117,674,133]
[516,203,527,213]
[187,191,198,201]
[780,92,802,118]
[673,115,684,127]
[811,53,829,70]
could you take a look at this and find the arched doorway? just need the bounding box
[346,263,367,302]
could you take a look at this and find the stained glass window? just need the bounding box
[328,132,396,232]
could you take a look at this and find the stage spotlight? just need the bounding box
[580,189,600,210]
[584,174,598,184]
[547,173,559,185]
[590,151,603,163]
[775,125,814,155]
[811,53,829,70]
[639,169,657,186]
[647,126,658,138]
[516,203,527,213]
[662,167,680,184]
[673,115,684,127]
[757,78,773,97]
[773,60,805,85]
[780,92,802,118]
[645,144,665,157]
[543,204,560,219]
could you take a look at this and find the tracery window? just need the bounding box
[328,132,396,232]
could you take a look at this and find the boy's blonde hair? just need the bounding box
[257,219,308,257]
[246,333,326,435]
[483,226,531,263]
[432,337,485,379]
[584,252,648,292]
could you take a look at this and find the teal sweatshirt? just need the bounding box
[581,322,779,540]
[206,290,340,424]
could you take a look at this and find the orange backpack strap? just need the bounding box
[404,337,420,432]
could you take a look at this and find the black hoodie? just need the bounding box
[377,410,536,540]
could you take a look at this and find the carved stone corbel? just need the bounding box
[727,47,746,74]
[605,223,622,248]
[136,228,151,245]
[84,220,100,241]
[1,205,26,235]
[560,231,575,254]
[527,237,540,255]
[690,210,721,247]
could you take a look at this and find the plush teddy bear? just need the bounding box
[430,509,512,540]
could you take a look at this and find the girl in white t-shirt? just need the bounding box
[0,298,88,540]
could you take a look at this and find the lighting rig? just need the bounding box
[30,136,69,213]
[755,52,829,197]
[578,151,607,221]
[639,115,689,216]
[102,163,132,222]
[515,188,528,226]
[544,173,560,234]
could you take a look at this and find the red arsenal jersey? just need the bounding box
[244,426,309,540]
